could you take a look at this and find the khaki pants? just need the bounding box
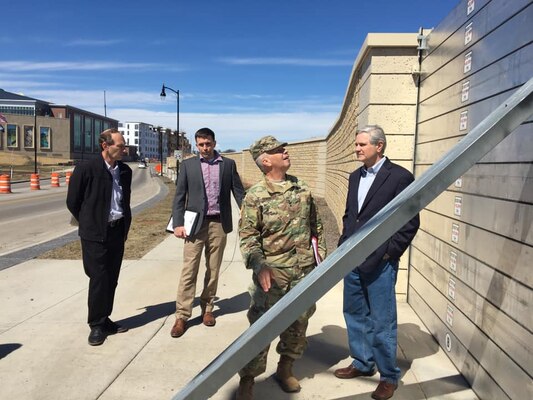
[175,220,227,320]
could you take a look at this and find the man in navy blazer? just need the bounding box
[334,125,419,400]
[170,127,245,338]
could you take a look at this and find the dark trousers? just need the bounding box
[81,221,125,327]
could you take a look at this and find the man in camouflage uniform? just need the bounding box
[236,135,327,400]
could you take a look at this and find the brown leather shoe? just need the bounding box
[334,364,376,379]
[202,312,216,327]
[170,318,186,337]
[371,381,398,400]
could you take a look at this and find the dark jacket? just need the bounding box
[172,155,244,237]
[339,158,419,272]
[66,155,132,242]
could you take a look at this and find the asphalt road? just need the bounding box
[0,164,167,267]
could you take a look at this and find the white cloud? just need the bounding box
[3,86,340,149]
[0,61,180,72]
[219,57,352,67]
[65,39,125,46]
[106,108,337,151]
[27,89,165,108]
[0,80,64,89]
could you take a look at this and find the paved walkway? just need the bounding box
[0,202,478,400]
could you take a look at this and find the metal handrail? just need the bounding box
[172,77,533,400]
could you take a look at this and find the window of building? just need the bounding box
[6,124,18,147]
[0,105,34,116]
[84,116,93,152]
[74,114,82,151]
[118,122,123,127]
[94,120,102,149]
[135,124,139,129]
[135,130,139,137]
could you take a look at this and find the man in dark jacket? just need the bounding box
[170,127,244,338]
[334,125,419,400]
[67,128,132,346]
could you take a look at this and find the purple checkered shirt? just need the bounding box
[200,152,222,216]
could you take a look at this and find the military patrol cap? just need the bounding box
[250,135,288,160]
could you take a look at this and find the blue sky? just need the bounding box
[2,0,459,151]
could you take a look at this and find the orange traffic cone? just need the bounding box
[0,174,11,194]
[51,172,60,187]
[30,173,41,190]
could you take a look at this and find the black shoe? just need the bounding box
[105,319,129,334]
[88,326,106,346]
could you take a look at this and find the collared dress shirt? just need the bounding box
[105,161,124,222]
[200,151,222,216]
[357,156,387,213]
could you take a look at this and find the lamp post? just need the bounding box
[160,84,180,165]
[150,126,164,176]
[33,101,38,174]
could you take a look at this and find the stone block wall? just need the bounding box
[324,34,419,300]
[224,138,327,197]
[224,33,420,299]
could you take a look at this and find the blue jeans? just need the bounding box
[343,259,400,385]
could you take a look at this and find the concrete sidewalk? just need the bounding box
[0,203,477,400]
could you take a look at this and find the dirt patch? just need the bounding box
[38,178,340,260]
[315,197,340,256]
[38,178,176,260]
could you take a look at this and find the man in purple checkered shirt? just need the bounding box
[170,127,245,338]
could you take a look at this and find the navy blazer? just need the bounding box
[172,154,245,237]
[339,158,419,273]
[66,154,132,242]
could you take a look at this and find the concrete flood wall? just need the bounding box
[410,0,532,399]
[224,1,532,398]
[324,34,420,301]
[225,33,420,300]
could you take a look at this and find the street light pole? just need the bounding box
[160,83,180,158]
[34,101,38,174]
[158,128,163,176]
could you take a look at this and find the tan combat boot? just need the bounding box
[235,376,254,400]
[275,355,301,393]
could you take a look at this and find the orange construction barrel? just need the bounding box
[51,172,60,187]
[66,171,72,185]
[0,174,11,194]
[30,173,41,190]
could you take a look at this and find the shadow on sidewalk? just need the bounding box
[328,374,471,400]
[116,291,250,331]
[0,343,22,359]
[118,301,175,329]
[184,291,251,329]
[300,324,350,378]
[215,291,250,316]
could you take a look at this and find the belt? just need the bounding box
[204,214,221,221]
[108,218,124,227]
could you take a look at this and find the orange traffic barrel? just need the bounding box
[0,174,11,194]
[30,173,41,190]
[66,171,72,185]
[51,172,60,187]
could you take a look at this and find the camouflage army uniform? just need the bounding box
[239,174,327,378]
